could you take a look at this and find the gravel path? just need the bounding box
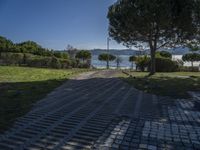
[0,70,200,150]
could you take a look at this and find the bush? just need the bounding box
[178,66,199,72]
[0,52,24,65]
[49,57,61,69]
[27,57,51,68]
[27,57,62,69]
[78,63,90,68]
[155,57,178,72]
[60,59,71,69]
[156,51,172,59]
[135,55,150,71]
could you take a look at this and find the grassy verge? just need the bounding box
[0,66,88,132]
[121,71,200,99]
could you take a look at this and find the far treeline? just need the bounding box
[0,36,92,69]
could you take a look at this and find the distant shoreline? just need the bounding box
[91,54,200,69]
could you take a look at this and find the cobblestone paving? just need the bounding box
[0,71,200,150]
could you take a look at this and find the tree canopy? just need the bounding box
[182,53,200,67]
[98,53,116,61]
[129,55,137,62]
[156,51,172,59]
[0,36,13,52]
[0,36,70,59]
[75,50,91,62]
[108,0,200,74]
[98,53,116,69]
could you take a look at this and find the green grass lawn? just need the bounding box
[122,71,200,99]
[0,66,88,132]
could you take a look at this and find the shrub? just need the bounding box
[155,57,178,72]
[156,51,172,59]
[0,52,24,65]
[75,50,91,63]
[135,55,150,71]
[27,57,51,68]
[49,57,61,69]
[178,66,199,72]
[78,63,90,68]
[60,59,71,69]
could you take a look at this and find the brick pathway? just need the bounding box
[0,71,200,150]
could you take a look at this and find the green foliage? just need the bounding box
[134,55,178,72]
[187,42,200,52]
[135,55,150,71]
[182,53,200,62]
[155,57,178,72]
[129,55,137,70]
[54,51,69,59]
[0,36,85,69]
[98,53,116,61]
[75,50,91,61]
[49,57,61,69]
[115,56,123,69]
[178,66,199,72]
[129,55,137,62]
[182,53,200,68]
[0,36,69,59]
[156,51,172,59]
[60,59,71,69]
[0,52,24,65]
[108,0,200,74]
[0,36,13,52]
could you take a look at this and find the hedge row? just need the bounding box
[0,52,90,69]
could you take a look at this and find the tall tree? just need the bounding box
[129,55,137,70]
[108,0,200,75]
[0,36,13,53]
[75,50,91,63]
[98,53,116,69]
[66,45,78,59]
[182,53,200,69]
[115,55,122,69]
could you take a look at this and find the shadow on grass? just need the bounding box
[123,76,200,99]
[0,79,67,133]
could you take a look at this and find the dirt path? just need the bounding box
[0,70,199,149]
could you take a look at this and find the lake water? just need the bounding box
[91,55,134,69]
[91,55,200,69]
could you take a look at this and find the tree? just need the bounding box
[188,42,200,52]
[108,0,200,75]
[17,41,49,56]
[182,53,200,69]
[98,53,116,69]
[129,55,137,70]
[66,45,78,59]
[135,55,150,71]
[115,55,122,69]
[75,50,91,63]
[156,51,172,59]
[0,36,13,55]
[54,51,69,59]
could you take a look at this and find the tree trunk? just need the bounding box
[131,62,133,70]
[106,60,109,69]
[192,61,194,71]
[149,48,156,75]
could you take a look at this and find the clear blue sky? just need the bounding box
[0,0,126,50]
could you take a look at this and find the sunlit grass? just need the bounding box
[0,66,88,132]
